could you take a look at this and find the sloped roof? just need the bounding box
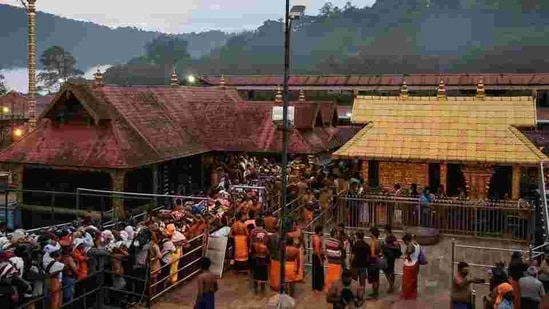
[201,74,549,89]
[0,91,27,117]
[0,83,361,169]
[333,96,546,164]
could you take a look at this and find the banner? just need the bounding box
[204,236,228,278]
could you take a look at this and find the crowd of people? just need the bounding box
[451,250,549,309]
[0,153,338,309]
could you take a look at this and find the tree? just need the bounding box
[0,74,6,95]
[144,35,191,69]
[37,46,84,90]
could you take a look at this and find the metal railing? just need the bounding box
[338,193,534,241]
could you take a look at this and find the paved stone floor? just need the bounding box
[153,235,529,308]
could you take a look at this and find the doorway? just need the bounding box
[447,164,466,197]
[488,166,512,200]
[428,163,441,192]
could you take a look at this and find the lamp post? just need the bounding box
[279,2,305,295]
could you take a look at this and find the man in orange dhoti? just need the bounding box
[230,212,249,273]
[285,237,301,297]
[268,231,281,291]
[287,223,304,283]
[324,229,344,293]
[250,217,269,294]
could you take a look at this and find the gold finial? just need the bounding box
[476,78,485,99]
[275,85,283,103]
[437,79,446,100]
[170,70,178,87]
[219,75,226,88]
[298,89,305,102]
[400,80,408,100]
[94,68,103,87]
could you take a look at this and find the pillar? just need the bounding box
[511,165,521,200]
[360,160,369,187]
[461,164,495,200]
[11,165,23,203]
[151,164,159,206]
[440,163,448,192]
[110,170,126,220]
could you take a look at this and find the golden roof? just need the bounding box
[333,95,546,164]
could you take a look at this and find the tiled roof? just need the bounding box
[0,91,27,117]
[0,84,359,168]
[201,74,549,88]
[333,96,546,164]
[318,102,338,126]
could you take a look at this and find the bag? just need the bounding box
[418,247,428,265]
[377,256,388,270]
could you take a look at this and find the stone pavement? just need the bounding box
[153,235,528,308]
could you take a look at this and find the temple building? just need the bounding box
[0,71,357,222]
[333,79,547,200]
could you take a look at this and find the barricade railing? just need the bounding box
[338,193,533,241]
[148,232,206,303]
[14,255,107,309]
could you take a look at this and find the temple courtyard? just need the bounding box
[153,235,529,308]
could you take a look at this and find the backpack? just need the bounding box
[418,246,428,265]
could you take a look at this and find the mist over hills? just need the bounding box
[2,0,549,78]
[0,4,231,70]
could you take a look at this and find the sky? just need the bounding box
[1,0,376,33]
[0,0,376,92]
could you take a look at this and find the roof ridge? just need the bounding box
[508,126,548,161]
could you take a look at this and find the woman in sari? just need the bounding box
[169,230,186,284]
[402,233,420,300]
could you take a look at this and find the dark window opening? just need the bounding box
[488,166,513,200]
[447,164,466,197]
[368,160,379,188]
[428,163,441,192]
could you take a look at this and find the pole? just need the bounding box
[4,189,8,231]
[278,0,291,295]
[27,0,37,129]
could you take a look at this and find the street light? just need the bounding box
[278,1,305,296]
[1,107,9,114]
[187,75,196,84]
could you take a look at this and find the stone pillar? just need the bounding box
[110,170,126,220]
[360,160,369,187]
[11,165,24,203]
[151,164,159,206]
[461,164,495,200]
[512,165,521,200]
[440,163,448,192]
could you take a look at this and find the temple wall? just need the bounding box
[378,162,429,191]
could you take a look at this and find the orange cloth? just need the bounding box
[270,259,281,290]
[285,260,298,283]
[72,249,88,280]
[509,278,521,309]
[49,277,62,309]
[494,282,514,308]
[324,263,342,292]
[234,235,249,262]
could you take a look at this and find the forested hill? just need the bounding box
[190,0,549,75]
[0,4,231,70]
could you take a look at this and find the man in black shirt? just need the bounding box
[350,231,370,288]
